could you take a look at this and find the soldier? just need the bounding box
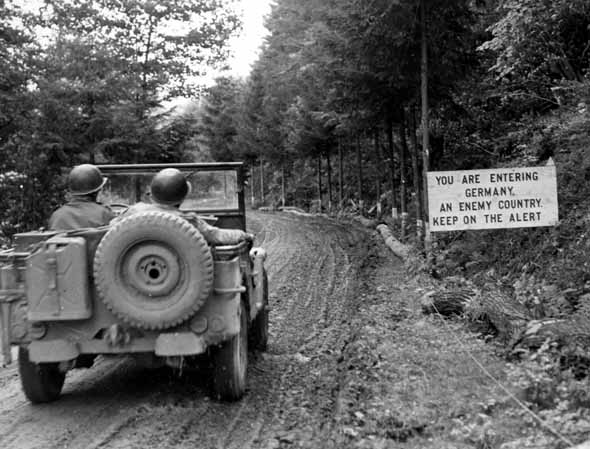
[49,164,115,230]
[119,168,253,245]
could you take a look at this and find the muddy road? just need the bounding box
[0,211,377,449]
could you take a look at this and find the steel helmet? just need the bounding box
[68,164,107,195]
[150,168,190,206]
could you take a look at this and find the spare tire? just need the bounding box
[94,211,214,330]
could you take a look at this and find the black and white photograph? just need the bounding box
[0,0,589,447]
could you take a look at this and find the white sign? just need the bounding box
[427,163,558,232]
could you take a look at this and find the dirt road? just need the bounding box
[0,211,377,449]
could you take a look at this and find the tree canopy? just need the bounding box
[3,0,590,232]
[0,0,240,233]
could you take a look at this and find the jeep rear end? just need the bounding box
[0,163,268,403]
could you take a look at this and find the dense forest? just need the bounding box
[199,0,590,290]
[0,0,239,233]
[2,0,590,236]
[1,0,590,291]
[2,0,590,280]
[202,0,590,221]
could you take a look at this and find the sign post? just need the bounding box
[427,161,558,232]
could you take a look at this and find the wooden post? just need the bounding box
[421,0,431,250]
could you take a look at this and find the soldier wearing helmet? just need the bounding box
[119,168,253,246]
[49,164,115,230]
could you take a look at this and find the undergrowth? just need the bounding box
[399,102,590,444]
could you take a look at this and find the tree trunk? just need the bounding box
[421,0,431,249]
[356,134,363,213]
[317,154,322,212]
[251,168,255,207]
[420,289,474,316]
[377,224,410,259]
[260,158,264,205]
[373,130,380,214]
[281,165,286,208]
[467,285,530,343]
[137,15,155,124]
[338,140,344,207]
[399,112,409,239]
[375,178,381,216]
[512,318,590,358]
[386,118,397,219]
[409,106,424,236]
[375,129,384,217]
[326,150,332,212]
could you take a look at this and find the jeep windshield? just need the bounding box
[97,163,242,214]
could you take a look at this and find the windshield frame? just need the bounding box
[97,162,246,221]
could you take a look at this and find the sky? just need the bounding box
[226,0,272,78]
[13,0,272,90]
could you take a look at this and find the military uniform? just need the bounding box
[116,202,249,246]
[49,197,115,231]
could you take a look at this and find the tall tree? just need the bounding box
[200,76,243,161]
[212,0,481,213]
[27,0,240,163]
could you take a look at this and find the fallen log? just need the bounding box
[420,289,475,316]
[510,317,590,378]
[279,206,306,214]
[281,208,313,217]
[354,216,377,229]
[420,283,530,342]
[511,317,590,352]
[376,224,409,260]
[459,283,531,340]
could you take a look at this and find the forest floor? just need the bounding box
[0,211,587,448]
[328,226,589,449]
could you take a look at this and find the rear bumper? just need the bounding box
[28,332,209,363]
[26,290,242,364]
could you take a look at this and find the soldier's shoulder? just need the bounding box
[49,204,69,217]
[48,205,69,229]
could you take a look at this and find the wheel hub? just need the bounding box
[123,243,181,297]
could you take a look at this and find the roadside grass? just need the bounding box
[333,243,589,449]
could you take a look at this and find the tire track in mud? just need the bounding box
[0,357,139,449]
[243,213,371,448]
[0,211,371,449]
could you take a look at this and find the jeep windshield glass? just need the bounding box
[100,170,239,211]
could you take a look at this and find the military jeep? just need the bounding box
[0,162,268,403]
